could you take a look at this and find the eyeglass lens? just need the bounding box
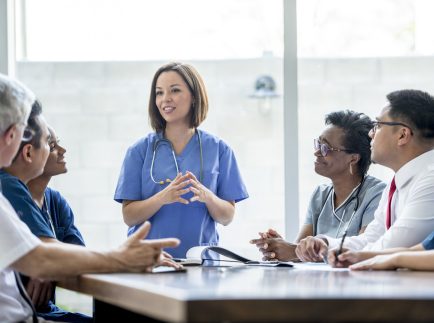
[314,139,328,157]
[21,127,34,142]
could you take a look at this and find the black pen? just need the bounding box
[335,231,347,259]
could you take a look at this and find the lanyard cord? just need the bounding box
[198,129,203,183]
[43,195,57,239]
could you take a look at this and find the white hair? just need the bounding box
[0,73,35,135]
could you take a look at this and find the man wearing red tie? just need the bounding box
[296,89,434,262]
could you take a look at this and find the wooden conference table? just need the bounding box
[60,264,434,322]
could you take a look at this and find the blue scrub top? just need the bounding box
[43,187,85,246]
[0,170,51,239]
[114,129,249,257]
[422,231,434,250]
[0,170,85,246]
[0,171,88,320]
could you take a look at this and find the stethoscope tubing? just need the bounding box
[43,195,57,239]
[150,128,203,185]
[320,176,366,238]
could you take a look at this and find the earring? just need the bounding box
[349,164,353,175]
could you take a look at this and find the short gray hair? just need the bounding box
[0,73,35,135]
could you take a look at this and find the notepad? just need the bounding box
[173,246,293,267]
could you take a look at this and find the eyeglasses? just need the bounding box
[371,121,413,135]
[22,128,35,142]
[17,122,34,142]
[314,138,351,157]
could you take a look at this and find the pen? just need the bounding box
[335,230,347,259]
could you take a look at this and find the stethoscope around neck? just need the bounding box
[322,175,366,238]
[150,128,203,185]
[43,195,57,239]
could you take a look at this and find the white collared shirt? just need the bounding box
[0,192,41,322]
[322,149,434,251]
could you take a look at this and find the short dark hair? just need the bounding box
[15,100,43,159]
[148,62,208,131]
[325,110,374,176]
[386,89,434,139]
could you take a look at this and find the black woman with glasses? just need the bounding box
[251,110,386,262]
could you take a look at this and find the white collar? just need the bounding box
[395,149,434,190]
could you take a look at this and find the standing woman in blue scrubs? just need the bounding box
[114,62,249,258]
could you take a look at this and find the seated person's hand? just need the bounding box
[250,237,298,262]
[26,277,55,310]
[349,254,399,271]
[250,229,297,262]
[158,251,183,270]
[116,222,180,272]
[250,229,283,243]
[327,247,351,268]
[328,249,379,268]
[263,228,283,239]
[249,231,275,254]
[295,236,328,262]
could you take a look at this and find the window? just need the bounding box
[296,0,432,223]
[21,0,283,61]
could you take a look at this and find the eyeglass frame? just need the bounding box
[314,138,352,157]
[371,121,413,135]
[12,122,34,142]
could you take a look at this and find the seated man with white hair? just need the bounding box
[0,73,180,323]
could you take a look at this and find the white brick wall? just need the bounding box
[325,58,380,84]
[380,57,434,84]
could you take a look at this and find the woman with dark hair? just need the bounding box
[251,110,386,262]
[115,62,248,258]
[26,126,90,322]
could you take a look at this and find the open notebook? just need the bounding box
[173,246,293,267]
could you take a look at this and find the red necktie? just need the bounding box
[386,177,396,230]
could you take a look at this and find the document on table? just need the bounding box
[174,246,293,267]
[292,262,349,271]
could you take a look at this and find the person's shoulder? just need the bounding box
[125,133,160,159]
[363,175,387,192]
[198,129,220,142]
[312,182,333,198]
[0,171,27,192]
[199,129,231,150]
[130,133,157,149]
[413,158,434,190]
[45,187,64,202]
[0,170,19,183]
[46,187,74,216]
[423,151,434,174]
[0,169,10,179]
